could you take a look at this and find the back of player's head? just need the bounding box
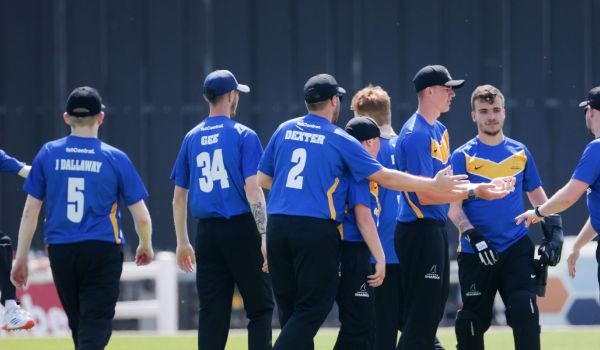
[579,86,600,111]
[351,84,392,126]
[344,116,381,142]
[66,86,104,118]
[471,85,505,111]
[304,74,346,104]
[203,70,250,102]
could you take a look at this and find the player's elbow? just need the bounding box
[257,172,272,190]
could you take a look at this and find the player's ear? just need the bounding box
[63,112,71,126]
[471,111,476,122]
[97,112,105,126]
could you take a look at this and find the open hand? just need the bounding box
[515,209,541,227]
[433,166,469,194]
[176,243,196,272]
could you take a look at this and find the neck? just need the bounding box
[309,111,334,123]
[378,124,396,137]
[70,128,98,138]
[208,105,231,118]
[477,131,504,146]
[416,104,440,125]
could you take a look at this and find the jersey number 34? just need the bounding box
[196,149,230,192]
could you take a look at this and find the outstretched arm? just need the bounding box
[516,179,588,226]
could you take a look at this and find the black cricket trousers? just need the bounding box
[334,240,376,350]
[267,214,340,350]
[457,235,539,350]
[394,219,449,350]
[0,232,17,305]
[48,240,123,350]
[195,212,274,350]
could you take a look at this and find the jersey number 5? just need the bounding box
[197,149,230,192]
[67,177,85,223]
[285,148,307,189]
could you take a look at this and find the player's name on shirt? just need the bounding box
[201,134,220,145]
[54,159,103,173]
[284,130,325,144]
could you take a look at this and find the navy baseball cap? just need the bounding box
[304,74,346,103]
[345,116,381,142]
[203,70,250,99]
[66,86,105,117]
[413,65,465,92]
[579,86,600,110]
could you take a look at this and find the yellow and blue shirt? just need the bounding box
[374,136,400,264]
[572,137,600,233]
[451,137,542,253]
[396,113,450,222]
[258,114,382,222]
[24,136,148,245]
[171,116,263,219]
[341,175,381,242]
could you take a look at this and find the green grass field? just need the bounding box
[1,327,600,349]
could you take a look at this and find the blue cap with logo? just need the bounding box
[203,70,250,99]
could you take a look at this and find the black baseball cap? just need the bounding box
[203,70,250,99]
[413,65,465,92]
[345,116,381,142]
[304,74,346,103]
[66,86,105,117]
[579,86,600,110]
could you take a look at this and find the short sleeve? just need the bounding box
[241,130,263,179]
[23,147,47,200]
[258,129,279,177]
[0,149,25,174]
[170,136,191,189]
[402,132,434,177]
[115,153,149,206]
[523,147,542,192]
[450,150,467,176]
[337,132,383,181]
[347,180,371,210]
[572,141,600,185]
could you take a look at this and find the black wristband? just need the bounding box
[467,188,476,200]
[534,206,545,218]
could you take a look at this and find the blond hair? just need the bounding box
[350,84,392,126]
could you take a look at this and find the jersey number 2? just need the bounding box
[285,148,306,189]
[197,149,230,192]
[67,177,84,223]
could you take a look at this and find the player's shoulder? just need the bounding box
[400,114,430,139]
[503,136,528,150]
[453,137,478,155]
[231,120,257,136]
[99,141,129,160]
[587,137,600,148]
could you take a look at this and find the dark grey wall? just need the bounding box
[1,0,599,251]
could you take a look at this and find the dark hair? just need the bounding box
[471,84,505,111]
